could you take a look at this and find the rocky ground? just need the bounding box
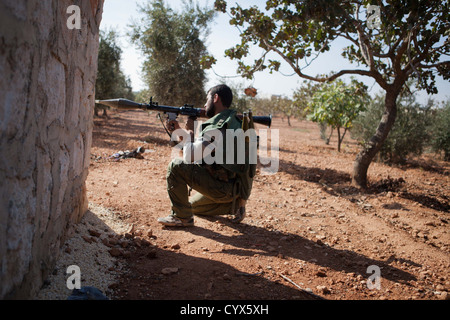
[37,109,449,301]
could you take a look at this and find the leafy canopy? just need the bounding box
[96,29,134,101]
[213,0,449,94]
[307,78,369,130]
[129,0,215,106]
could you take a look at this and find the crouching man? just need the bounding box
[157,84,254,227]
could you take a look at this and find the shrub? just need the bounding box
[352,93,432,163]
[429,100,450,160]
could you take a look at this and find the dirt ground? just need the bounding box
[86,108,449,301]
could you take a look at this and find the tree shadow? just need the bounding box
[276,158,361,197]
[116,238,317,300]
[184,217,417,285]
[398,192,450,213]
[403,158,449,176]
[277,159,352,184]
[276,158,450,212]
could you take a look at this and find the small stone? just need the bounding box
[109,248,122,257]
[439,291,449,300]
[316,270,327,277]
[161,267,179,275]
[108,238,118,246]
[88,229,101,237]
[82,235,94,243]
[316,285,331,294]
[126,224,135,235]
[223,273,232,281]
[102,238,113,248]
[171,243,181,250]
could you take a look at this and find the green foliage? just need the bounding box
[307,79,369,151]
[246,95,276,116]
[95,30,134,115]
[270,95,295,125]
[212,0,449,93]
[292,80,323,119]
[352,93,433,163]
[213,0,449,187]
[429,100,450,160]
[129,0,215,107]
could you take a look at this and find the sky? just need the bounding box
[100,0,449,104]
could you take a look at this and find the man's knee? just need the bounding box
[167,158,195,186]
[167,158,184,176]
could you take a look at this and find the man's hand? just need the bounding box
[185,116,196,133]
[167,118,194,143]
[167,119,181,133]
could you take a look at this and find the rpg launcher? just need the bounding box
[95,98,272,134]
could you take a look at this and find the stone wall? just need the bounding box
[0,0,104,299]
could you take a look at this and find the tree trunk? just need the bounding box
[326,127,333,145]
[337,126,341,152]
[337,127,348,153]
[352,90,399,188]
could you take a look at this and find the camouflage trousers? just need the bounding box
[166,158,237,219]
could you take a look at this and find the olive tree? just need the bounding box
[129,0,215,107]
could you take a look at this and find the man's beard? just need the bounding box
[206,103,216,118]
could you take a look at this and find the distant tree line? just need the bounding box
[95,29,134,117]
[213,78,450,163]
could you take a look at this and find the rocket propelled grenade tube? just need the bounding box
[95,98,143,110]
[95,98,272,128]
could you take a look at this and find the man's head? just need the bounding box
[205,84,233,118]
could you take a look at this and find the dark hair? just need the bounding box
[208,84,233,108]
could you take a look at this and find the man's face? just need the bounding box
[204,92,216,118]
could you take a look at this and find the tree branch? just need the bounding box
[262,39,388,89]
[418,61,450,69]
[403,31,445,76]
[350,4,375,70]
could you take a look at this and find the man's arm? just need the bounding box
[167,118,224,163]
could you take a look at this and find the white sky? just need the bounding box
[100,0,449,104]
